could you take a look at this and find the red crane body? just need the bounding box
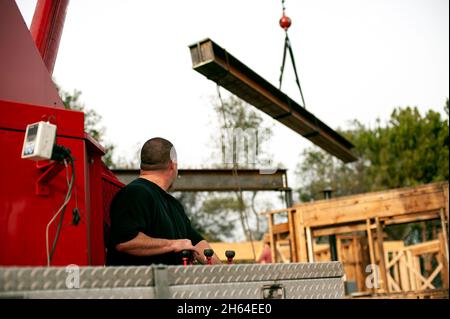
[0,0,123,266]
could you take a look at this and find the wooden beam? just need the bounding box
[438,232,449,288]
[288,209,298,262]
[375,217,389,292]
[382,211,440,226]
[383,241,405,252]
[267,213,277,263]
[440,208,449,264]
[312,223,367,237]
[387,250,405,269]
[399,251,410,291]
[272,222,289,234]
[311,211,440,237]
[406,250,417,291]
[420,263,442,290]
[294,182,448,227]
[353,236,364,291]
[336,236,343,263]
[407,240,440,256]
[261,208,290,216]
[366,220,376,268]
[296,182,445,212]
[295,209,308,262]
[443,183,449,222]
[275,240,291,263]
[392,253,401,291]
[306,227,314,262]
[387,273,402,292]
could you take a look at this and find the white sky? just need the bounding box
[16,0,449,190]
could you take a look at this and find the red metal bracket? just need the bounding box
[35,160,64,196]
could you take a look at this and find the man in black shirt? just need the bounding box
[106,137,221,266]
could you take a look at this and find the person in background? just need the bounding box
[258,235,273,264]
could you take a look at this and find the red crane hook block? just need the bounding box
[279,14,292,31]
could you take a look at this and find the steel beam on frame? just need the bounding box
[112,169,288,192]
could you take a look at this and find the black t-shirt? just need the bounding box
[106,178,204,266]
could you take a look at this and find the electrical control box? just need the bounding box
[21,121,56,161]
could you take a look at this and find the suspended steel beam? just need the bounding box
[189,39,357,163]
[112,169,289,192]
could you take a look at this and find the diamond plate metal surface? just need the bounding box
[283,278,345,299]
[170,278,345,299]
[0,266,154,292]
[0,262,344,299]
[0,287,155,299]
[168,262,344,286]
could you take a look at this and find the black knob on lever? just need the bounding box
[181,250,192,267]
[225,250,235,264]
[204,249,214,265]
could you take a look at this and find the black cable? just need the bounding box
[285,34,307,108]
[279,32,307,108]
[72,160,81,226]
[278,33,289,90]
[278,0,308,109]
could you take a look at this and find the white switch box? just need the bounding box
[21,121,57,161]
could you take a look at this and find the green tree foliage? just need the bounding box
[211,94,274,241]
[173,192,240,242]
[297,102,449,201]
[213,95,274,170]
[296,102,449,243]
[177,95,275,242]
[57,87,116,168]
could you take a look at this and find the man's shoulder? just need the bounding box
[116,178,156,200]
[166,193,184,208]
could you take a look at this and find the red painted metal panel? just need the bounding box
[101,165,125,262]
[0,0,123,267]
[0,100,84,139]
[86,151,106,265]
[0,0,64,107]
[0,100,110,266]
[0,131,89,265]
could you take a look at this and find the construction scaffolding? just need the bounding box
[263,181,449,296]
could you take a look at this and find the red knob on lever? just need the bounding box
[181,250,192,267]
[225,250,235,265]
[204,249,214,265]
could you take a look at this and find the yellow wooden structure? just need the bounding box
[209,241,264,262]
[263,181,449,295]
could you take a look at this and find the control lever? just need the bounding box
[181,250,192,267]
[204,249,214,265]
[225,250,235,265]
